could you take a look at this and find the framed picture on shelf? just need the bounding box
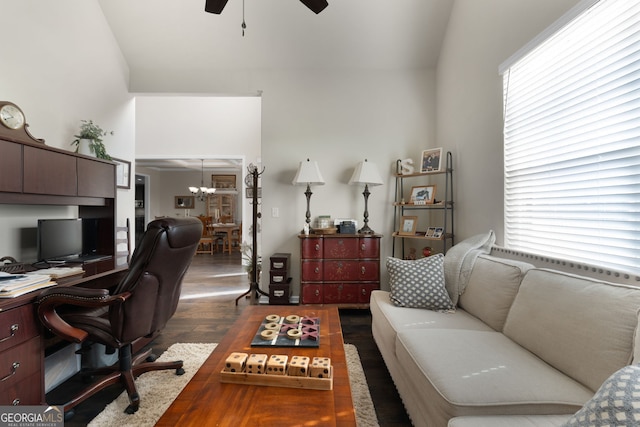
[174,195,195,209]
[421,147,443,173]
[433,227,444,239]
[426,227,436,237]
[398,216,418,236]
[409,185,436,204]
[211,174,236,190]
[112,158,131,189]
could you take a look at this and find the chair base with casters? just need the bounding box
[37,217,202,419]
[61,344,184,419]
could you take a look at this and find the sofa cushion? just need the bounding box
[395,329,591,425]
[633,308,640,364]
[504,269,640,392]
[458,254,534,331]
[443,231,495,305]
[561,364,640,427]
[387,254,454,310]
[448,415,570,427]
[370,290,494,368]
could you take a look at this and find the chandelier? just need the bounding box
[189,159,216,201]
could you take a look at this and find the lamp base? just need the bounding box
[358,224,375,235]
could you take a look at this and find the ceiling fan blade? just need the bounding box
[300,0,328,14]
[204,0,229,14]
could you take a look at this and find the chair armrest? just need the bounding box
[36,287,132,343]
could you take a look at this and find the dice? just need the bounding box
[266,354,288,375]
[310,357,331,378]
[224,352,248,372]
[288,355,310,377]
[246,353,267,374]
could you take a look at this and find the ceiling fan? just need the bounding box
[205,0,328,15]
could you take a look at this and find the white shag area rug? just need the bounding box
[89,342,379,427]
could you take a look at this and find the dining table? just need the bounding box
[208,223,239,254]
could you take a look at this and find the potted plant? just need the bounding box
[71,120,113,160]
[241,241,262,282]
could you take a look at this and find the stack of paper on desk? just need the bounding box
[27,266,85,279]
[0,273,56,298]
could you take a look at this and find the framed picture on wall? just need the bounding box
[211,175,236,190]
[245,187,262,199]
[112,158,131,189]
[421,147,443,173]
[174,195,195,209]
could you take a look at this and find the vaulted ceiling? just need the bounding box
[99,0,454,75]
[99,0,454,173]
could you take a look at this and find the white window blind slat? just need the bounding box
[502,0,640,275]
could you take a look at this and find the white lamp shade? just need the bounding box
[349,159,384,186]
[292,159,325,186]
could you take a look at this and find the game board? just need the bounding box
[250,314,320,347]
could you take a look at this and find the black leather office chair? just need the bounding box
[37,217,202,417]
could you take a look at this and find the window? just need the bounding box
[501,0,640,275]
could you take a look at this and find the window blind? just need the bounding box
[502,0,640,275]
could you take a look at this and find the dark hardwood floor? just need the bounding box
[46,252,411,426]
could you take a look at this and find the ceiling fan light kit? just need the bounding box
[204,0,328,15]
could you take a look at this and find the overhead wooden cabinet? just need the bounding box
[0,136,118,405]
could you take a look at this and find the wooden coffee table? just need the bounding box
[155,305,356,426]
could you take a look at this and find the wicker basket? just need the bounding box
[0,256,26,274]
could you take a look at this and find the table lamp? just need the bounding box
[349,159,384,234]
[292,159,325,233]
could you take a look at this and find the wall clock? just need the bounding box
[0,102,25,130]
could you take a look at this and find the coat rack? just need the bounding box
[236,163,267,305]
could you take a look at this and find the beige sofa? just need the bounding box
[371,247,640,427]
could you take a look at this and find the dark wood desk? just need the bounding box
[0,128,119,406]
[0,268,127,406]
[156,305,356,427]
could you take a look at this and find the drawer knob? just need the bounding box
[361,288,367,295]
[0,324,18,344]
[12,398,20,406]
[314,289,320,296]
[315,244,320,251]
[1,361,20,383]
[314,267,319,274]
[361,266,366,274]
[361,243,366,251]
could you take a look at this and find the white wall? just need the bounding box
[0,0,133,261]
[131,70,436,294]
[260,69,438,293]
[134,95,261,242]
[436,0,580,244]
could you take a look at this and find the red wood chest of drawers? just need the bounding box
[299,234,381,307]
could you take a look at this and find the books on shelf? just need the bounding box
[0,273,56,298]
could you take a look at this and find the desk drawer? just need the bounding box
[1,371,43,405]
[0,304,39,353]
[0,336,41,391]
